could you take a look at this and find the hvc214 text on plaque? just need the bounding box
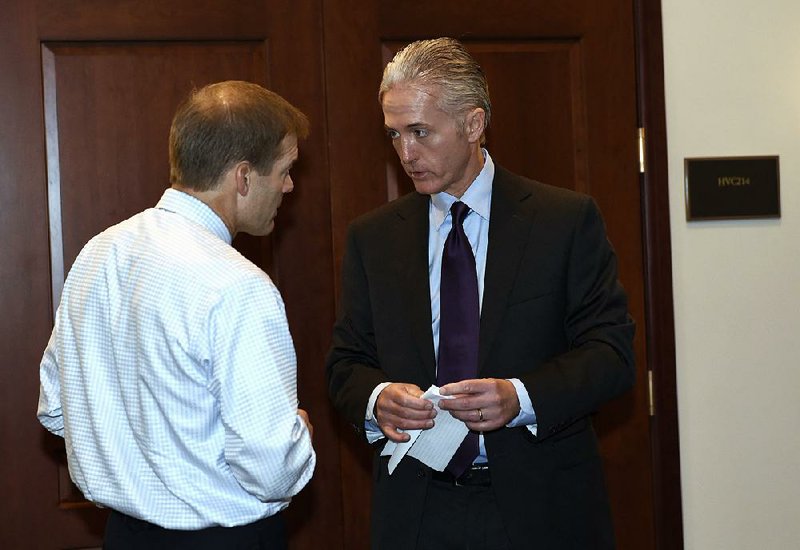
[684,156,780,221]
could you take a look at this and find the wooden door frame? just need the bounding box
[635,1,684,548]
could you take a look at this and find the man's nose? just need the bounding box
[398,137,416,164]
[283,176,294,193]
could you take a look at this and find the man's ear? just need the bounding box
[465,108,486,143]
[234,162,251,197]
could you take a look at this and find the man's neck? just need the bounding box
[171,183,237,237]
[451,146,486,199]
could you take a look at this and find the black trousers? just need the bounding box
[416,467,512,550]
[104,510,287,550]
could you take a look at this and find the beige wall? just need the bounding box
[662,1,800,548]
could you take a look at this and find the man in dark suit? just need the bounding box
[326,37,635,550]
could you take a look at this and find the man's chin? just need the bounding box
[411,178,444,196]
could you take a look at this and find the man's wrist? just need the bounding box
[505,378,537,427]
[366,382,391,422]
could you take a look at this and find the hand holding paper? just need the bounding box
[374,382,435,442]
[381,385,470,474]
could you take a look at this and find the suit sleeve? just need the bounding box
[520,197,636,438]
[326,223,390,430]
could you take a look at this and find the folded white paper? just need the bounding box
[381,385,470,474]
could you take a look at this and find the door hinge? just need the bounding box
[638,127,646,174]
[647,369,655,416]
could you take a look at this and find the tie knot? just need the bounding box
[450,201,470,226]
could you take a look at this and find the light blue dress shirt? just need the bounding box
[38,188,315,529]
[366,151,537,457]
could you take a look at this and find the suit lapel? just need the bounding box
[479,169,536,373]
[391,193,437,383]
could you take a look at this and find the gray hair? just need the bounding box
[379,37,491,140]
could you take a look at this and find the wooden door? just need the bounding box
[1,0,678,548]
[324,1,675,549]
[0,1,339,548]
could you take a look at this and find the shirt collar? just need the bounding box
[155,188,233,244]
[430,149,494,230]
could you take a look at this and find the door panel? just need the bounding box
[326,1,655,549]
[43,41,270,301]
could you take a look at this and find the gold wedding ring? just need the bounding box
[477,408,484,422]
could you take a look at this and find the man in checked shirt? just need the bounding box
[38,80,315,549]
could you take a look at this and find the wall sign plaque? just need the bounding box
[684,156,780,221]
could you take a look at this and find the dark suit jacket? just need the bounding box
[326,166,636,550]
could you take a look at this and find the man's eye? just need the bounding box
[386,129,399,139]
[413,129,428,138]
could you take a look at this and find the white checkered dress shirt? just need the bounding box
[38,188,315,529]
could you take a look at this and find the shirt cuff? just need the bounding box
[364,382,391,444]
[506,378,538,436]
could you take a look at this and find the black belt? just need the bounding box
[430,464,491,487]
[109,509,284,533]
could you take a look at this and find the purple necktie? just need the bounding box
[437,201,480,477]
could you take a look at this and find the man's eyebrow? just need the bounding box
[384,122,427,130]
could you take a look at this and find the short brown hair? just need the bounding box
[169,81,309,191]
